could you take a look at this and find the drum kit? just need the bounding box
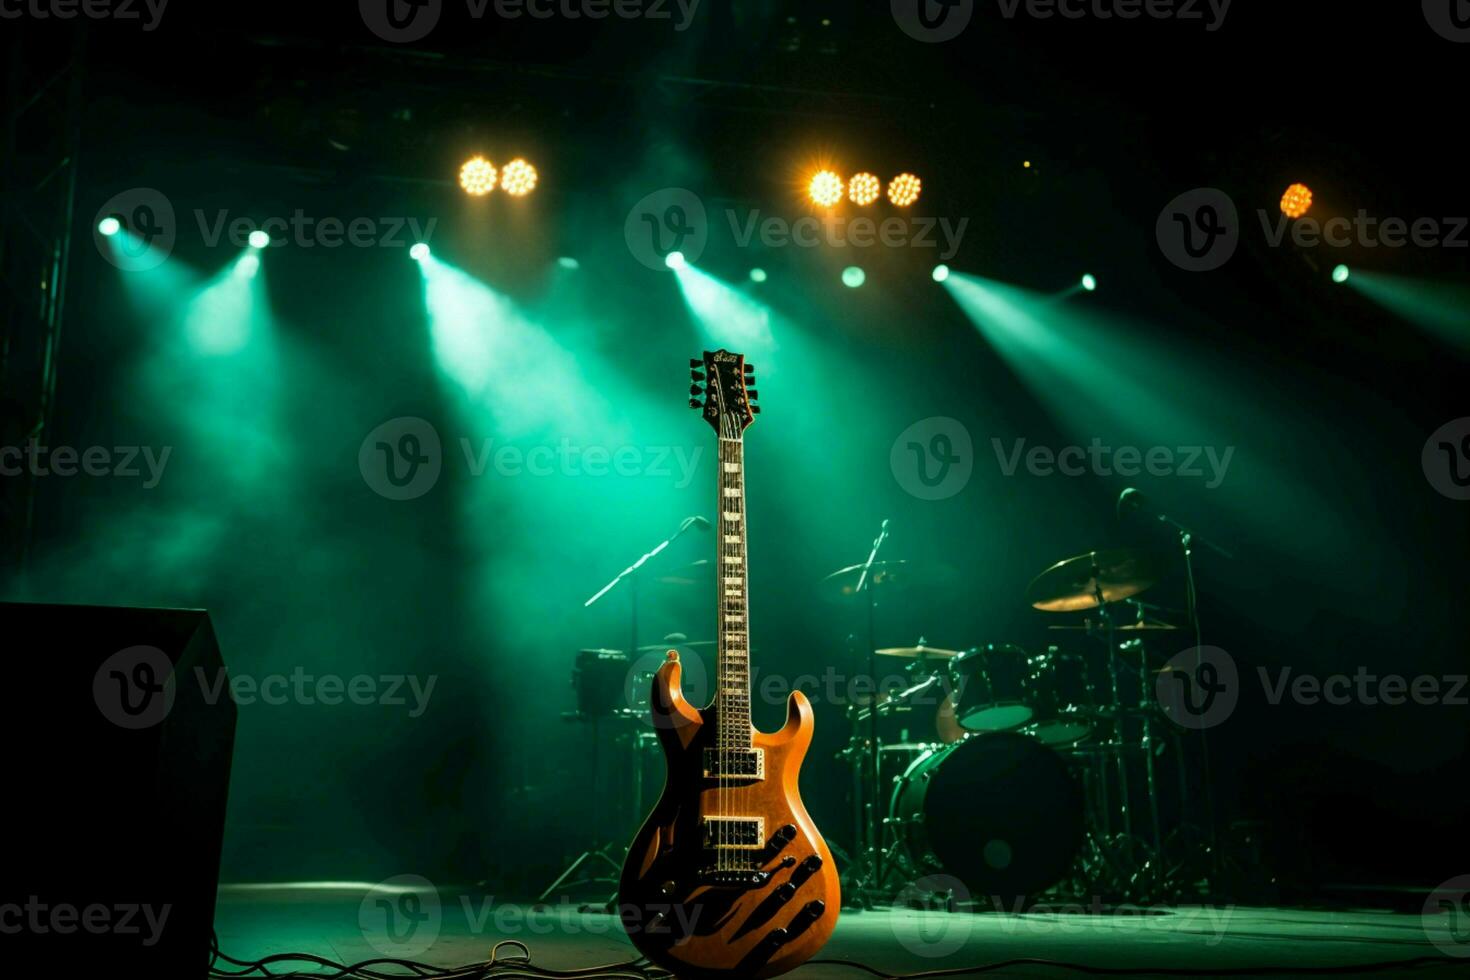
[548,514,1218,909]
[833,545,1214,909]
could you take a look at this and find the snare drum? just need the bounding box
[948,643,1034,733]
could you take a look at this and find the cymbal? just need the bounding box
[652,560,712,587]
[1026,548,1161,612]
[819,560,959,602]
[874,644,963,659]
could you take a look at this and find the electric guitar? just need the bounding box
[618,349,840,978]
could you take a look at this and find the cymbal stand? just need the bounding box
[838,519,893,909]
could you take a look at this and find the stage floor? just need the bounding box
[214,884,1465,978]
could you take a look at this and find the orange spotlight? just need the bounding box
[808,170,845,208]
[1280,183,1313,219]
[848,172,882,206]
[501,158,539,197]
[887,172,922,207]
[459,156,497,196]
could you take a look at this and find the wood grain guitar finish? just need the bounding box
[618,349,839,978]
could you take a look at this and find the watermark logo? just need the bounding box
[360,417,443,501]
[891,417,973,500]
[625,188,707,271]
[94,188,176,272]
[359,875,442,958]
[1423,0,1470,42]
[1423,418,1470,500]
[0,898,172,945]
[93,646,176,730]
[1156,646,1237,730]
[361,0,443,43]
[891,875,974,957]
[1156,188,1238,272]
[1424,875,1470,956]
[892,0,974,42]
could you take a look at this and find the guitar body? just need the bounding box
[619,656,840,979]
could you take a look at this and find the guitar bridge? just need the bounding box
[702,816,765,849]
[703,748,764,780]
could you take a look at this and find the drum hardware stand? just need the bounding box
[539,517,709,910]
[838,519,899,910]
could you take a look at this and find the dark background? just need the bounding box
[3,1,1468,899]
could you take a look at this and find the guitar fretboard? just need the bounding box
[716,436,752,750]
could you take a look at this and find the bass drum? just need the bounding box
[889,732,1084,900]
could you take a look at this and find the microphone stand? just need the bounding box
[844,519,890,909]
[541,516,706,909]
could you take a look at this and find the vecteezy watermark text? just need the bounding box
[992,437,1235,488]
[0,442,171,488]
[0,0,168,31]
[0,898,171,946]
[359,0,701,44]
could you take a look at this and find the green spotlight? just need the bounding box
[410,243,430,262]
[842,266,866,289]
[248,229,271,249]
[1081,274,1097,292]
[932,264,950,283]
[235,253,261,279]
[665,250,686,270]
[557,256,580,270]
[1332,264,1350,284]
[749,268,767,283]
[98,216,121,237]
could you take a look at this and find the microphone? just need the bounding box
[1117,487,1148,520]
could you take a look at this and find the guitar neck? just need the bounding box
[716,435,752,749]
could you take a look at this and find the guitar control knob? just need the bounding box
[759,927,790,950]
[774,882,796,902]
[775,824,797,843]
[799,855,823,874]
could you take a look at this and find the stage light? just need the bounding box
[1332,264,1350,284]
[557,256,580,270]
[665,250,686,269]
[842,266,865,288]
[888,173,922,207]
[749,268,767,283]
[500,158,538,197]
[98,216,121,237]
[1081,274,1097,292]
[248,229,270,249]
[1280,183,1313,219]
[932,264,950,283]
[235,253,261,279]
[410,243,430,261]
[808,170,844,208]
[460,156,498,196]
[848,172,882,206]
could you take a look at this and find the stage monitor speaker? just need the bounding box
[1,602,236,979]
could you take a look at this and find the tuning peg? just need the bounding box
[690,369,704,381]
[750,405,762,414]
[743,363,754,374]
[690,358,703,368]
[689,384,702,396]
[688,399,701,410]
[747,389,759,400]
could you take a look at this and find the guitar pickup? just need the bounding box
[703,748,764,780]
[702,816,765,849]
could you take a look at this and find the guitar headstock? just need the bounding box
[689,349,759,436]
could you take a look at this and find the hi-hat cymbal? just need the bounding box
[819,560,959,602]
[1026,548,1161,612]
[874,644,964,659]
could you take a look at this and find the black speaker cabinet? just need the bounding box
[1,602,236,978]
